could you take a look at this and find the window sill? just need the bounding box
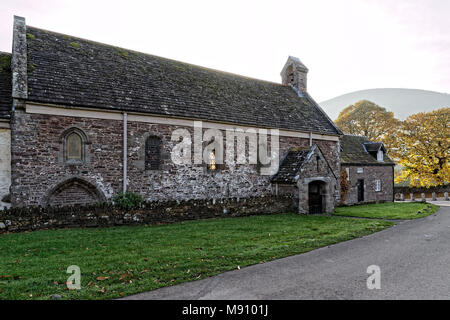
[145,169,162,174]
[65,160,84,166]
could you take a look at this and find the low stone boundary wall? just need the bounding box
[394,185,450,201]
[395,192,449,201]
[0,195,295,234]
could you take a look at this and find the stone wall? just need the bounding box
[342,165,394,205]
[0,195,295,234]
[394,185,450,201]
[10,109,340,207]
[0,128,11,201]
[394,185,450,195]
[47,177,106,206]
[10,109,123,207]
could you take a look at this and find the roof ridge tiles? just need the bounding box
[23,25,341,135]
[26,25,284,87]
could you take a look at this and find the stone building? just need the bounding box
[340,135,395,205]
[270,145,338,214]
[3,16,344,214]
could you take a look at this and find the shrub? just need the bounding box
[113,191,144,210]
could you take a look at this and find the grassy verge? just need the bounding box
[333,202,439,220]
[0,213,393,300]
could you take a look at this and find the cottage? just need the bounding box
[1,16,345,214]
[340,135,395,205]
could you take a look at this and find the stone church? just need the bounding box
[0,16,346,214]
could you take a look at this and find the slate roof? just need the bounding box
[25,26,340,135]
[340,135,394,165]
[0,52,12,119]
[270,146,313,184]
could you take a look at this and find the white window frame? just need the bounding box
[357,167,364,174]
[375,179,381,192]
[345,167,350,181]
[377,150,384,162]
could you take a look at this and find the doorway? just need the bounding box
[308,181,324,214]
[357,179,364,202]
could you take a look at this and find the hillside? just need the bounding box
[320,88,450,120]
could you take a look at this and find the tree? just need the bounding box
[335,100,401,153]
[394,108,449,188]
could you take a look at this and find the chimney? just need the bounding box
[11,16,28,100]
[280,56,308,94]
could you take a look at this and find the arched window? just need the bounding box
[66,132,82,160]
[64,129,86,163]
[145,136,162,170]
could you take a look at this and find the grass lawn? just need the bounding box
[0,213,393,300]
[333,202,439,220]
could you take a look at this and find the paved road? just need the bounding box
[124,205,450,300]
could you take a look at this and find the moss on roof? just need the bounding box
[0,54,11,71]
[340,135,394,165]
[0,52,11,119]
[24,26,340,135]
[271,147,312,184]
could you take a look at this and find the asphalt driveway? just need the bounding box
[123,205,450,300]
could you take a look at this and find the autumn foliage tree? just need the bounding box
[393,107,449,188]
[335,100,400,153]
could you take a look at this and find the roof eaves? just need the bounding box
[362,143,368,153]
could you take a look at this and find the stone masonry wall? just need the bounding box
[11,109,122,207]
[0,195,295,234]
[296,146,339,214]
[48,183,100,206]
[10,109,340,207]
[0,128,11,201]
[342,165,394,205]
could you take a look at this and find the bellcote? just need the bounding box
[280,56,308,94]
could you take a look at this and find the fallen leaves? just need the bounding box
[119,273,133,281]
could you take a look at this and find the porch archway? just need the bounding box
[308,180,326,214]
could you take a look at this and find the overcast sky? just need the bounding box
[0,0,448,102]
